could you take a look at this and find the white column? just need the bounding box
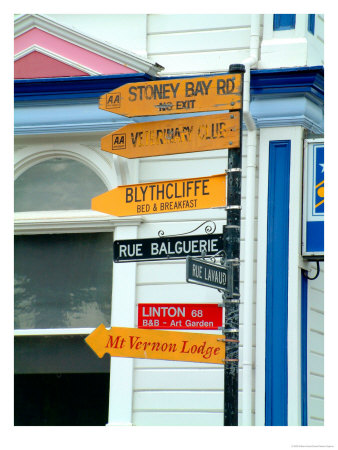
[255,127,304,425]
[106,224,138,426]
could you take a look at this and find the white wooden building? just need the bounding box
[14,14,324,427]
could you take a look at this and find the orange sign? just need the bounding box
[99,74,242,117]
[85,324,226,364]
[91,173,226,217]
[101,112,240,158]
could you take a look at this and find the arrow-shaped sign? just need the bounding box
[99,73,242,117]
[101,112,240,158]
[91,173,226,217]
[85,324,226,364]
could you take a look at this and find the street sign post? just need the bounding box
[186,256,228,291]
[138,303,223,330]
[113,233,223,262]
[101,112,240,158]
[85,324,226,364]
[92,173,226,217]
[99,73,242,117]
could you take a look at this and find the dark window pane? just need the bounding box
[308,14,315,34]
[14,233,113,329]
[14,158,107,211]
[273,14,296,30]
[14,373,110,426]
[14,335,110,374]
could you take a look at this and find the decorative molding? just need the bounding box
[14,210,144,234]
[14,14,164,76]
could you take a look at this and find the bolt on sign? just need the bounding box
[91,173,226,217]
[138,303,223,330]
[85,324,226,364]
[99,74,242,117]
[101,112,240,158]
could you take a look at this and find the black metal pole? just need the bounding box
[223,64,245,426]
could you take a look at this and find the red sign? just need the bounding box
[138,303,222,330]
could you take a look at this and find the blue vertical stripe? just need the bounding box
[265,140,291,426]
[301,272,308,425]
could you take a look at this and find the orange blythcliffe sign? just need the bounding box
[101,112,240,158]
[85,324,227,364]
[99,74,242,117]
[91,173,226,217]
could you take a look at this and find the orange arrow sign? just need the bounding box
[91,173,226,217]
[99,74,242,117]
[85,324,226,364]
[101,112,240,158]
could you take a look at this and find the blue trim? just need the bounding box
[14,66,324,103]
[251,67,324,106]
[265,140,290,426]
[308,14,315,35]
[301,272,308,426]
[273,14,296,31]
[14,73,155,101]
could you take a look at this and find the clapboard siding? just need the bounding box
[133,411,224,426]
[133,411,256,426]
[147,15,251,34]
[134,368,224,390]
[134,366,254,390]
[133,391,255,411]
[307,262,324,425]
[308,373,324,398]
[147,15,251,74]
[147,29,251,55]
[316,15,324,41]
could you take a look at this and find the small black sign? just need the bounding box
[186,256,228,291]
[113,234,223,262]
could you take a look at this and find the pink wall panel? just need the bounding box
[15,51,90,79]
[15,28,137,75]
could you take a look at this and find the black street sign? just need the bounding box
[186,256,228,291]
[113,234,223,262]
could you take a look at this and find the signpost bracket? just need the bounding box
[225,205,242,211]
[225,168,242,174]
[218,327,239,334]
[218,299,240,307]
[157,220,217,238]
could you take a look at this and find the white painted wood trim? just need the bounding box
[14,328,94,336]
[256,127,304,425]
[254,128,270,425]
[14,210,143,234]
[287,127,304,425]
[107,225,138,426]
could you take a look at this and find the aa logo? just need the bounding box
[105,92,121,109]
[112,134,126,150]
